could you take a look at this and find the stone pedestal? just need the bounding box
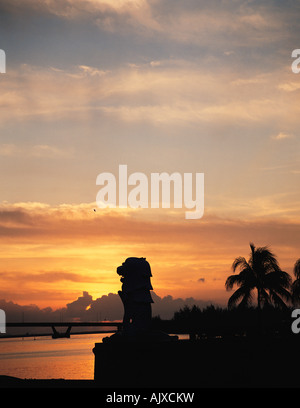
[93,339,194,388]
[93,335,300,388]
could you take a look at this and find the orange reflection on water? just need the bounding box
[0,334,108,380]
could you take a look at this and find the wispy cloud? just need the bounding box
[278,82,300,92]
[0,143,71,158]
[271,132,294,141]
[1,0,297,48]
[1,63,299,129]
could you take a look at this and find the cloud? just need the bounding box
[278,82,300,92]
[0,144,19,157]
[1,200,300,243]
[0,0,157,36]
[0,143,70,158]
[66,290,93,314]
[0,1,299,312]
[1,62,299,130]
[0,271,98,284]
[271,132,294,141]
[1,290,216,325]
[1,0,295,48]
[0,201,299,308]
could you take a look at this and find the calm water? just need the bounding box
[0,333,107,380]
[0,334,189,380]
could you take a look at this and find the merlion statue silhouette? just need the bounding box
[117,257,153,336]
[103,257,178,342]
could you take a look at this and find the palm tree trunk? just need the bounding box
[257,288,262,335]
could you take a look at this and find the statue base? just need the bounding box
[94,335,300,388]
[93,336,195,388]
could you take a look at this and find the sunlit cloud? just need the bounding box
[278,82,300,92]
[0,0,299,312]
[271,132,294,141]
[0,201,299,307]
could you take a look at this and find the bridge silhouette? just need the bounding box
[3,322,122,339]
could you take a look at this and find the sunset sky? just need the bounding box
[0,0,300,314]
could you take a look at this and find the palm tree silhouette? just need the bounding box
[291,259,300,306]
[225,243,292,310]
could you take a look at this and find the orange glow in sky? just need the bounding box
[0,0,300,313]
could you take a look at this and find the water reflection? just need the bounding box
[0,334,189,379]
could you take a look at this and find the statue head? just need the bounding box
[117,257,152,279]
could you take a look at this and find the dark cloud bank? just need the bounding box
[0,291,216,325]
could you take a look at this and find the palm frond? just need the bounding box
[252,245,280,273]
[227,286,251,309]
[237,290,253,308]
[225,274,241,291]
[294,259,300,280]
[249,242,256,256]
[265,270,292,289]
[291,279,300,306]
[269,290,291,309]
[232,256,249,272]
[260,288,271,306]
[272,285,292,302]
